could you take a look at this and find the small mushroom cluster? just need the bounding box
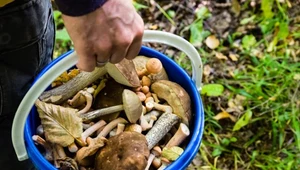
[33,56,192,170]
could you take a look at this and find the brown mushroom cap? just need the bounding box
[105,58,140,87]
[95,131,150,170]
[122,89,143,123]
[151,80,191,126]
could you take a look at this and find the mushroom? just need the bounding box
[165,123,190,148]
[157,157,171,170]
[145,146,162,170]
[54,144,79,170]
[32,135,53,162]
[137,58,162,77]
[97,117,128,138]
[81,89,143,124]
[145,112,180,149]
[116,123,125,135]
[94,131,150,170]
[125,124,143,133]
[78,119,107,146]
[76,136,107,166]
[151,80,191,126]
[144,110,162,122]
[39,67,107,104]
[68,142,79,153]
[145,97,172,113]
[105,58,140,87]
[133,56,169,81]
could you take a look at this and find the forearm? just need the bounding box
[54,0,108,16]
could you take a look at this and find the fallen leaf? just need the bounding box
[213,109,237,122]
[35,100,83,147]
[293,73,300,80]
[233,110,252,131]
[203,65,212,77]
[201,84,224,97]
[215,52,228,60]
[205,35,220,49]
[229,53,239,61]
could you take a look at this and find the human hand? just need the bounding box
[62,0,144,72]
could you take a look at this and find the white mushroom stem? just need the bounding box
[32,135,53,161]
[82,122,95,130]
[68,142,78,153]
[116,123,125,135]
[165,123,190,148]
[97,117,128,138]
[140,114,157,131]
[145,97,172,113]
[68,90,85,107]
[55,144,67,158]
[145,154,156,170]
[79,119,106,146]
[78,90,93,115]
[144,110,162,122]
[145,112,180,149]
[109,128,117,137]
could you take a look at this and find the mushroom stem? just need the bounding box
[79,119,107,146]
[144,110,162,122]
[97,117,128,138]
[157,157,170,170]
[145,112,180,149]
[116,123,125,135]
[145,97,172,113]
[145,154,155,170]
[138,58,163,78]
[32,135,53,161]
[80,105,124,122]
[68,90,86,107]
[152,157,162,169]
[78,90,93,115]
[82,122,95,130]
[68,142,78,153]
[165,123,190,148]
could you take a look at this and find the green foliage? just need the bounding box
[189,7,211,47]
[233,110,252,131]
[201,84,224,97]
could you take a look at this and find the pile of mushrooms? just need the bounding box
[33,56,192,170]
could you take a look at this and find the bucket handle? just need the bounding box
[142,30,202,91]
[12,30,203,161]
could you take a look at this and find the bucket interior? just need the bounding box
[24,46,204,170]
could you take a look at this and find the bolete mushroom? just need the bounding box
[81,89,143,124]
[105,58,140,87]
[94,131,150,170]
[151,80,191,126]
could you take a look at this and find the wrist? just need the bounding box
[54,0,108,16]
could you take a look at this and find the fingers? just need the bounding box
[75,46,96,72]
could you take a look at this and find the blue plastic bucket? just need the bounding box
[13,30,204,170]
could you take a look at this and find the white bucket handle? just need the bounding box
[12,30,203,161]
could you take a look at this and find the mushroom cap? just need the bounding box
[105,58,140,87]
[151,80,191,126]
[95,131,150,170]
[133,56,169,81]
[122,89,143,123]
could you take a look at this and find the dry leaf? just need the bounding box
[215,52,228,60]
[35,100,83,147]
[213,108,237,122]
[205,35,220,49]
[229,53,239,61]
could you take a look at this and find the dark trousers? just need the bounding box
[0,0,54,169]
